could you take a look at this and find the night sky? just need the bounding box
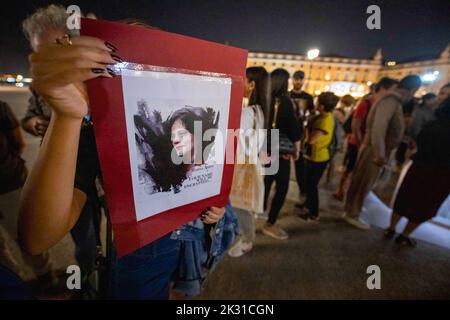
[1,0,449,75]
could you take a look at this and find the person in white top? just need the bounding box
[228,67,269,257]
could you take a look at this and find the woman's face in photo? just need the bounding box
[171,119,194,157]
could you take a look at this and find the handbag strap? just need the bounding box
[272,98,280,129]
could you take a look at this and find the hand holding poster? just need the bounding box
[81,18,247,256]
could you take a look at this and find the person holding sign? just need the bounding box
[18,23,235,299]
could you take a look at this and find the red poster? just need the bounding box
[81,18,247,257]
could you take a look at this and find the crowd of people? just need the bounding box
[1,4,449,300]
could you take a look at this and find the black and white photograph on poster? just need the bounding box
[121,68,232,221]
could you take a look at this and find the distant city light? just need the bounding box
[387,61,396,66]
[15,82,24,87]
[22,78,33,83]
[16,74,23,82]
[421,72,438,82]
[6,77,15,83]
[307,48,320,60]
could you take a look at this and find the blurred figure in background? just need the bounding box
[385,97,450,247]
[0,99,56,293]
[327,94,355,183]
[394,97,420,171]
[263,69,302,240]
[343,75,421,230]
[290,70,313,203]
[436,82,450,103]
[21,4,79,137]
[298,92,339,221]
[228,66,268,258]
[333,77,398,201]
[408,93,437,142]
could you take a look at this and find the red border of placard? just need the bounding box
[81,18,247,257]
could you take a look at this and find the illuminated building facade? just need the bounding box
[248,44,450,97]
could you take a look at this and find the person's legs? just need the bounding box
[233,207,255,243]
[388,212,402,231]
[344,146,380,220]
[294,154,306,196]
[109,234,181,300]
[334,171,349,200]
[304,160,328,217]
[334,143,357,200]
[402,221,420,237]
[264,173,276,211]
[228,207,255,257]
[395,220,420,247]
[267,159,290,225]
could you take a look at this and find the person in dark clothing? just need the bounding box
[289,70,314,201]
[395,98,420,169]
[263,69,302,240]
[385,97,450,247]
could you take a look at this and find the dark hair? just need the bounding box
[293,70,305,80]
[134,105,219,193]
[340,94,355,107]
[441,82,450,90]
[166,106,219,161]
[318,92,339,112]
[421,92,436,105]
[434,97,450,121]
[375,77,398,93]
[398,75,422,90]
[270,68,290,98]
[246,67,269,118]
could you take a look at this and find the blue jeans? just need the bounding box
[109,234,181,300]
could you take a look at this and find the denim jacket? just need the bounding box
[170,203,238,297]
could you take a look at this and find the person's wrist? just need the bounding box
[52,112,84,125]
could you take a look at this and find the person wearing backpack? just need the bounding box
[333,78,398,201]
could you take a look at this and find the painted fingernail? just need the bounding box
[111,54,123,63]
[106,67,116,77]
[105,41,117,52]
[92,68,105,74]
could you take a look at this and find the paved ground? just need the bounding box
[1,87,450,299]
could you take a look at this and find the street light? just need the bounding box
[307,48,320,92]
[307,48,320,60]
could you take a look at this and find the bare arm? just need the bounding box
[18,115,86,255]
[18,36,116,255]
[308,129,325,145]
